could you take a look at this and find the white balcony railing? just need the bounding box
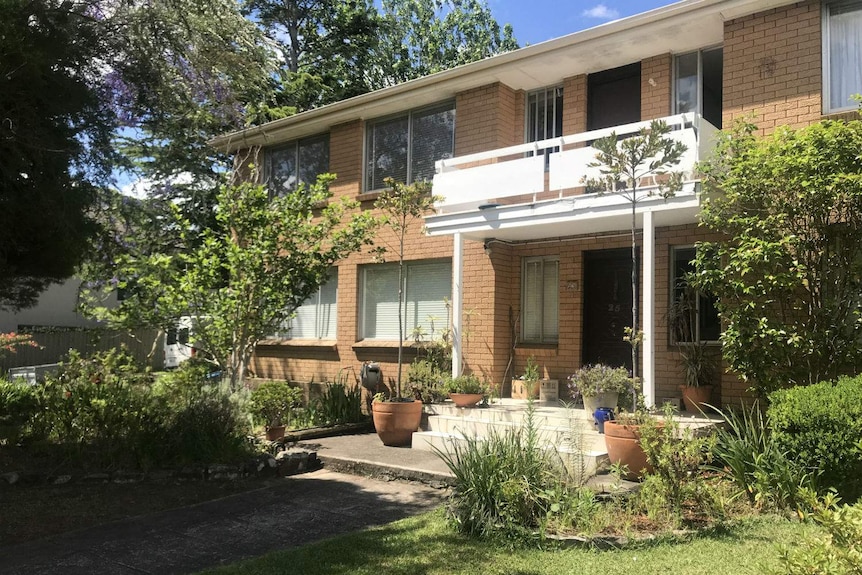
[433,114,718,214]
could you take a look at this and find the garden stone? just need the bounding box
[2,471,20,485]
[81,473,110,484]
[208,464,240,480]
[52,474,72,485]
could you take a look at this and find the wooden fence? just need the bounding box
[0,328,164,373]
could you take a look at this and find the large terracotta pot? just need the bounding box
[603,420,655,480]
[680,385,713,413]
[449,393,484,408]
[371,400,423,446]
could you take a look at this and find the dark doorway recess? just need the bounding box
[582,248,636,371]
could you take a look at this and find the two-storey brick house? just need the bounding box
[212,0,862,408]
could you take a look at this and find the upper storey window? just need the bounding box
[264,134,329,196]
[364,102,455,192]
[824,0,862,113]
[674,47,723,128]
[526,86,563,158]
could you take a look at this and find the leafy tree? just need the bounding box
[587,120,686,381]
[0,0,114,309]
[175,170,377,390]
[694,117,862,393]
[374,0,518,87]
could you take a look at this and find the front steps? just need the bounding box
[412,399,611,479]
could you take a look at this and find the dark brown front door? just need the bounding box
[583,248,634,371]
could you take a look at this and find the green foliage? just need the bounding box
[694,117,862,392]
[0,379,40,444]
[0,0,111,309]
[407,359,447,404]
[637,408,721,519]
[711,402,817,512]
[434,404,561,546]
[523,356,539,382]
[313,383,364,426]
[777,494,862,575]
[567,364,633,398]
[250,381,303,427]
[444,374,487,395]
[768,377,862,501]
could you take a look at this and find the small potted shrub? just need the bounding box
[602,410,659,480]
[512,356,540,399]
[250,380,303,441]
[568,364,632,414]
[444,373,487,407]
[407,359,447,404]
[678,342,718,413]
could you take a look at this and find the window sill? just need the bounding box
[356,191,382,203]
[515,342,559,350]
[352,340,419,350]
[257,339,338,350]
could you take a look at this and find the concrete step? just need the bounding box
[411,430,609,479]
[424,399,597,429]
[423,414,607,452]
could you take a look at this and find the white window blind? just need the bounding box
[361,261,452,340]
[273,271,338,339]
[522,257,559,343]
[826,0,862,112]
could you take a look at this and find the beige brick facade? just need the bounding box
[251,0,833,407]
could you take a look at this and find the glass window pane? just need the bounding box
[298,135,330,187]
[366,116,409,190]
[410,105,455,184]
[675,52,699,114]
[542,260,559,341]
[265,144,297,196]
[829,2,862,111]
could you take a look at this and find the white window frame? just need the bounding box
[359,259,452,341]
[273,271,338,340]
[364,102,455,192]
[669,246,720,345]
[521,256,559,344]
[822,0,862,114]
[264,133,330,195]
[673,46,722,118]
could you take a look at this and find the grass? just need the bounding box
[199,508,815,575]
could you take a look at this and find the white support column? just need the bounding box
[642,210,656,408]
[451,233,464,378]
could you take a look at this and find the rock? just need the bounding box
[81,473,110,484]
[208,464,240,481]
[1,472,20,485]
[52,475,72,485]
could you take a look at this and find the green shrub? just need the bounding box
[314,382,364,426]
[443,373,487,395]
[249,381,303,427]
[407,359,447,404]
[768,377,862,501]
[712,402,817,512]
[434,404,561,546]
[0,378,40,444]
[777,493,862,575]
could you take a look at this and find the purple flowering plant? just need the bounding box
[568,364,633,400]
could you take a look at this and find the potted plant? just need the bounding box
[603,410,660,480]
[444,373,487,407]
[512,356,540,399]
[678,341,717,413]
[567,364,632,415]
[250,380,303,441]
[370,179,438,446]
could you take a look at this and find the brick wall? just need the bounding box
[641,54,673,120]
[723,0,822,133]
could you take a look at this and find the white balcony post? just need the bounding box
[451,233,464,378]
[642,210,656,408]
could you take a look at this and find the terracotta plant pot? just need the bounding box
[265,425,286,442]
[449,393,484,408]
[372,400,423,447]
[603,420,655,480]
[680,384,713,413]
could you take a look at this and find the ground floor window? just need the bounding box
[670,247,720,343]
[273,270,338,340]
[522,256,559,344]
[360,260,452,340]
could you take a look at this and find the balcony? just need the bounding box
[426,114,718,241]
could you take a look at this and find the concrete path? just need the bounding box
[0,470,447,575]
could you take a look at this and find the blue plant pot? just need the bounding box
[593,407,615,434]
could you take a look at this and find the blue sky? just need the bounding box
[489,0,675,45]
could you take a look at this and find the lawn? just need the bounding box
[199,508,814,575]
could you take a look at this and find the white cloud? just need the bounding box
[582,4,620,19]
